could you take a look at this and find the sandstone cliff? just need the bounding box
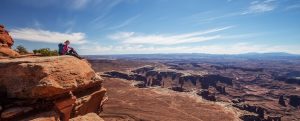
[0,25,19,57]
[0,56,107,121]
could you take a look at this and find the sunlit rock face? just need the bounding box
[0,25,14,48]
[0,24,19,57]
[0,56,107,121]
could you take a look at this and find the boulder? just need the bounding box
[0,24,19,57]
[0,24,14,48]
[0,56,107,121]
[0,56,103,99]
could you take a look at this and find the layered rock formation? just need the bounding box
[87,55,300,120]
[233,104,265,119]
[0,25,19,57]
[102,64,300,120]
[0,56,107,121]
[103,66,234,108]
[104,66,233,94]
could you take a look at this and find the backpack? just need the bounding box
[58,43,64,55]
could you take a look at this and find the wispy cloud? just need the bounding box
[79,43,300,55]
[90,0,123,24]
[196,12,239,24]
[108,15,140,30]
[70,0,91,10]
[242,0,276,14]
[10,28,87,44]
[63,20,76,33]
[88,0,125,30]
[187,0,277,24]
[108,26,232,45]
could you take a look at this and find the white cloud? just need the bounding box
[242,0,276,14]
[185,0,277,25]
[78,43,300,55]
[108,26,232,45]
[10,28,87,44]
[108,32,135,40]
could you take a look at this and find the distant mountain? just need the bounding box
[238,52,298,56]
[232,52,300,60]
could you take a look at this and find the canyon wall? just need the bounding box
[103,65,300,121]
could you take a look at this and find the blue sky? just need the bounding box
[1,0,300,55]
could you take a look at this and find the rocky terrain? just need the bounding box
[0,25,19,58]
[88,55,300,121]
[87,59,239,121]
[99,76,238,121]
[0,24,108,121]
[0,56,107,121]
[1,22,299,120]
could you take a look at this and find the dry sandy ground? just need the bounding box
[100,77,239,121]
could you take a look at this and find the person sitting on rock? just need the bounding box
[59,40,82,59]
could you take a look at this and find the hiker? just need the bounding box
[58,40,82,59]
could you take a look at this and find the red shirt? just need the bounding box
[62,44,70,55]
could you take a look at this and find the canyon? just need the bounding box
[88,54,300,121]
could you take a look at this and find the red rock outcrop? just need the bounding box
[0,25,14,48]
[0,24,19,57]
[0,56,107,121]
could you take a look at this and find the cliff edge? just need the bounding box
[0,56,107,121]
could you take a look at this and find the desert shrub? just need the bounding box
[15,45,29,55]
[33,48,58,56]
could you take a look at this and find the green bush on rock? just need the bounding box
[33,48,58,56]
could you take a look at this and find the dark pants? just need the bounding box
[66,49,82,59]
